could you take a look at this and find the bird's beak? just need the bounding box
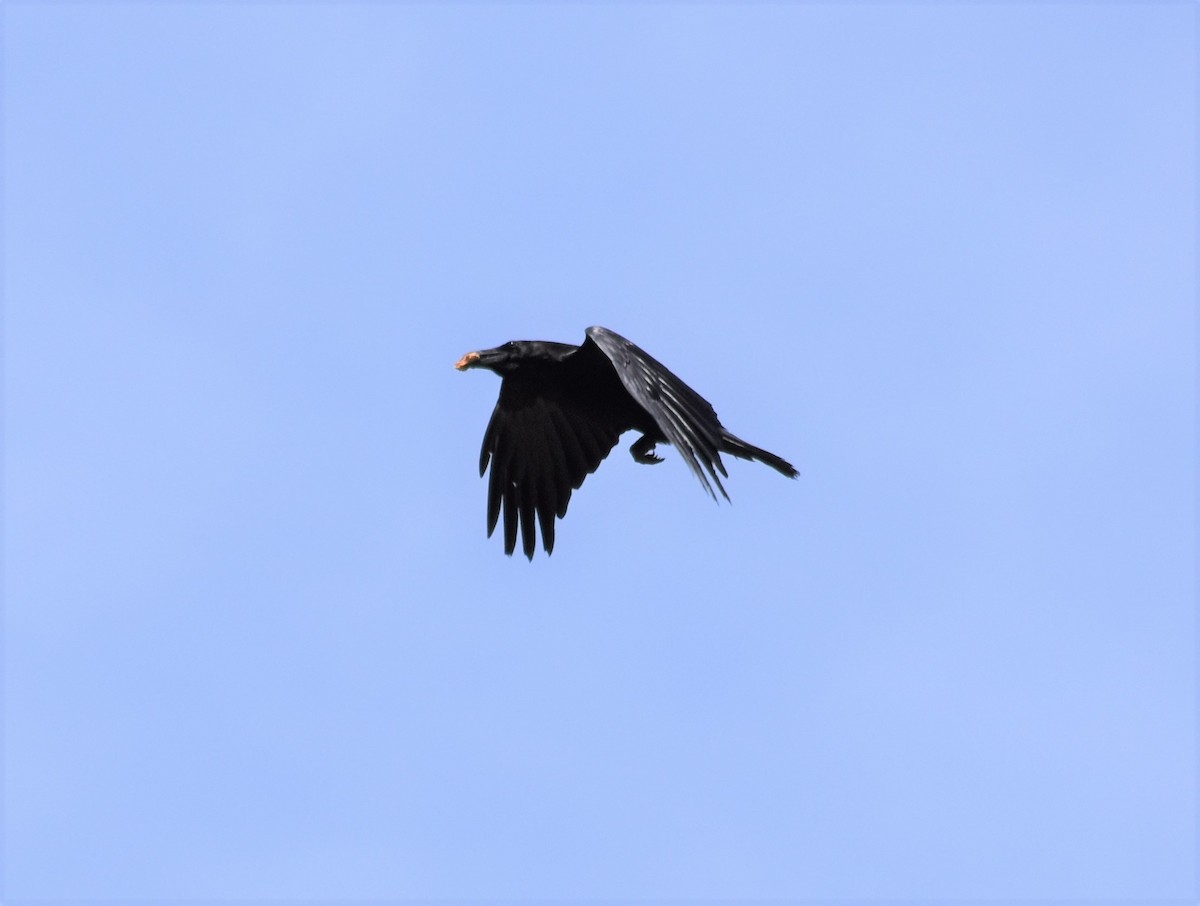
[455,351,481,371]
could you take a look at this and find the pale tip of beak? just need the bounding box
[455,351,480,371]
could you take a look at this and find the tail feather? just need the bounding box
[720,431,799,478]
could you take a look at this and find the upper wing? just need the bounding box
[479,371,622,559]
[584,326,730,500]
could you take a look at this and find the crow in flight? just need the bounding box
[455,326,797,559]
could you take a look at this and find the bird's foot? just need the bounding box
[630,434,664,465]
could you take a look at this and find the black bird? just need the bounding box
[456,326,798,559]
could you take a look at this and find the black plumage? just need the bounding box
[455,326,797,559]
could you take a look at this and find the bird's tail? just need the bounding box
[720,431,799,478]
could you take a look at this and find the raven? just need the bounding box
[456,326,797,559]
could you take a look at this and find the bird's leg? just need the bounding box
[630,434,663,465]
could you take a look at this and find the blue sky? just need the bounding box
[3,2,1195,901]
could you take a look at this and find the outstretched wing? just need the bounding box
[479,370,622,559]
[584,325,730,500]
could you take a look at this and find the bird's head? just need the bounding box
[454,341,562,377]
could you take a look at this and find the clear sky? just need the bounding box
[3,2,1195,902]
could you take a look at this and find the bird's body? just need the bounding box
[456,326,797,559]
